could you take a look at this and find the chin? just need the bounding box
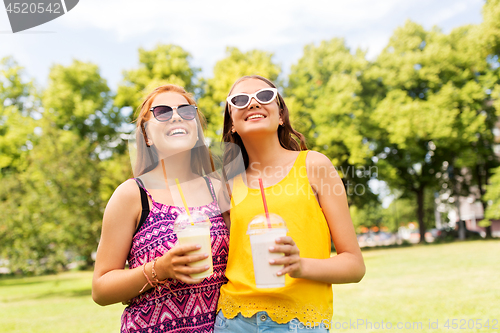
[238,126,278,137]
[159,140,198,157]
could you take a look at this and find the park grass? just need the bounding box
[332,239,500,332]
[0,271,124,332]
[0,239,499,333]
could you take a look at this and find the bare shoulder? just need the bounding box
[306,150,332,165]
[107,179,141,208]
[306,151,339,179]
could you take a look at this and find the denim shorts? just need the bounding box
[214,310,330,333]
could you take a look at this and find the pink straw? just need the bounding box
[258,178,272,229]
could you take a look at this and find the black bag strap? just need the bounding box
[134,178,150,234]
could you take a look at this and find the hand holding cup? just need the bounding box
[155,243,210,284]
[269,236,303,278]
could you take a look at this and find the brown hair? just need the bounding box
[222,75,307,178]
[134,84,215,177]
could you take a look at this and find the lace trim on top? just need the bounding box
[217,293,333,325]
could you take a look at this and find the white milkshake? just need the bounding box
[174,211,213,279]
[247,214,287,288]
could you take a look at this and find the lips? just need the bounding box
[167,127,188,136]
[245,113,266,121]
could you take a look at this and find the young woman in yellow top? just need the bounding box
[215,75,365,332]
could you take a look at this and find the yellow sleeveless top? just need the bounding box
[217,151,333,324]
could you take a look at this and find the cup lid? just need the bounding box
[247,213,287,235]
[173,211,211,232]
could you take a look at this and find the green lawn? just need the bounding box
[332,239,500,333]
[0,271,124,332]
[0,239,499,333]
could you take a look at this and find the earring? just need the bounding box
[279,118,284,126]
[147,140,153,146]
[231,127,236,133]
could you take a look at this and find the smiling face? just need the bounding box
[145,92,198,158]
[229,78,281,138]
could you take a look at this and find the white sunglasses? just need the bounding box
[226,88,278,109]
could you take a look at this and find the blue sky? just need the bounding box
[0,0,484,91]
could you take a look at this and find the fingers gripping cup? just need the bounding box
[247,213,287,288]
[173,211,213,279]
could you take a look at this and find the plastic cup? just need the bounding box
[173,211,213,279]
[247,213,287,288]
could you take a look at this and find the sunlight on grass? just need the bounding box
[332,240,500,333]
[0,240,498,332]
[0,271,124,333]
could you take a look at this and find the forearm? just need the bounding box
[298,253,365,284]
[92,262,154,306]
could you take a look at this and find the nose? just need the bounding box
[170,108,182,122]
[248,97,261,109]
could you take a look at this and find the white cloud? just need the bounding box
[61,0,405,43]
[0,0,484,87]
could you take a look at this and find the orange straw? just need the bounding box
[258,178,272,229]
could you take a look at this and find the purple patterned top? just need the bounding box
[121,178,229,333]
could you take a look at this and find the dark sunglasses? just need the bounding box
[226,88,278,109]
[149,104,197,122]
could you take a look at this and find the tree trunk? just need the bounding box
[475,164,492,238]
[417,186,426,243]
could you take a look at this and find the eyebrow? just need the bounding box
[151,103,190,108]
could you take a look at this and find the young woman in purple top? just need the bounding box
[92,84,229,333]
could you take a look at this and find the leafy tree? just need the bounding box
[43,60,123,151]
[367,20,493,242]
[350,201,384,232]
[383,198,418,232]
[0,59,120,273]
[382,191,438,233]
[350,190,437,234]
[480,0,500,56]
[0,57,37,176]
[40,60,124,268]
[198,47,281,140]
[0,57,42,272]
[1,125,102,273]
[115,44,199,120]
[286,39,377,207]
[0,172,67,275]
[484,166,500,222]
[454,0,500,236]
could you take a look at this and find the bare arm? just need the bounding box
[92,180,210,306]
[270,151,365,284]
